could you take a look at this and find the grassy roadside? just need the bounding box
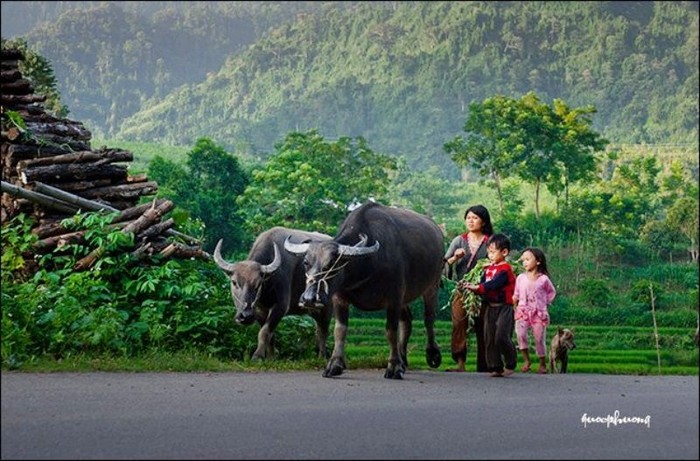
[7,321,698,376]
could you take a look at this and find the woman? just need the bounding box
[443,204,493,372]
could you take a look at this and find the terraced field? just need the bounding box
[340,319,699,375]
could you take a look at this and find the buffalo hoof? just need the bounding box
[384,366,404,380]
[322,357,346,378]
[426,345,442,368]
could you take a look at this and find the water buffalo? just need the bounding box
[284,202,443,379]
[214,227,333,360]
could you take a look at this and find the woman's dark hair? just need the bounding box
[522,247,550,277]
[464,204,494,235]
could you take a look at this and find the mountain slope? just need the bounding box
[116,1,698,175]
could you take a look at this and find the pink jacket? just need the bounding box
[513,273,556,326]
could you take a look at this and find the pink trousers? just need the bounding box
[515,319,547,357]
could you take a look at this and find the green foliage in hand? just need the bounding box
[448,258,491,331]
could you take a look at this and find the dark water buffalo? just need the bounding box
[284,202,443,379]
[214,227,333,360]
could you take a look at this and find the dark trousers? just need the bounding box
[450,297,488,372]
[483,303,517,373]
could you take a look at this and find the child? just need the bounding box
[464,233,517,377]
[513,247,556,374]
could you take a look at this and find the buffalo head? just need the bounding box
[214,239,281,325]
[284,234,379,309]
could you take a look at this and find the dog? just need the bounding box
[549,328,576,374]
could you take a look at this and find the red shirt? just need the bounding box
[475,261,515,305]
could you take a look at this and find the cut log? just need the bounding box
[18,133,90,151]
[34,221,130,252]
[136,218,174,241]
[53,179,112,192]
[17,150,133,170]
[0,69,22,82]
[0,93,46,105]
[1,127,22,141]
[21,163,128,184]
[0,49,24,60]
[1,142,75,158]
[25,120,92,141]
[0,79,33,94]
[73,200,174,271]
[78,181,158,201]
[159,242,211,260]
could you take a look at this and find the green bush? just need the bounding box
[578,279,613,308]
[629,280,667,310]
[0,212,313,367]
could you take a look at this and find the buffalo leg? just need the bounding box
[323,297,349,377]
[312,307,332,359]
[253,308,284,360]
[384,301,405,380]
[398,307,413,368]
[422,284,442,368]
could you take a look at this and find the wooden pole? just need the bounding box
[2,180,77,214]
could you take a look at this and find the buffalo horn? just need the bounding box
[353,233,368,247]
[283,235,310,254]
[213,239,236,272]
[338,236,380,256]
[260,243,282,274]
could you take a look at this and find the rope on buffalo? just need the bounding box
[306,253,349,297]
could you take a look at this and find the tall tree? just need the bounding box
[148,137,248,254]
[236,129,397,237]
[446,92,607,219]
[444,95,522,214]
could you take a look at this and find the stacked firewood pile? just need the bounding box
[1,47,208,271]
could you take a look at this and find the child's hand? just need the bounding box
[464,283,478,292]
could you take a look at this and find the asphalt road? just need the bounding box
[1,369,698,460]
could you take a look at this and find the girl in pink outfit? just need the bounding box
[513,247,556,374]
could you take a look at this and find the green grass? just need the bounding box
[8,321,696,376]
[341,320,698,375]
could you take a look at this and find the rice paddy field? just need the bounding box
[340,319,699,376]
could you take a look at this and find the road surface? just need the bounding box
[2,370,698,459]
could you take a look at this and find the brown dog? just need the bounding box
[549,328,576,374]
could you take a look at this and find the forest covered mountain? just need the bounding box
[2,1,698,177]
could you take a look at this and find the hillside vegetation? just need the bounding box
[3,1,698,177]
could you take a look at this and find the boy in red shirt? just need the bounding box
[464,233,517,377]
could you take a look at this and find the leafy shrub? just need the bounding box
[578,279,613,308]
[629,280,667,310]
[1,212,314,367]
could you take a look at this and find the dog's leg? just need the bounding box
[560,351,568,374]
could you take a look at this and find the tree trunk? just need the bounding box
[492,170,504,215]
[535,177,541,220]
